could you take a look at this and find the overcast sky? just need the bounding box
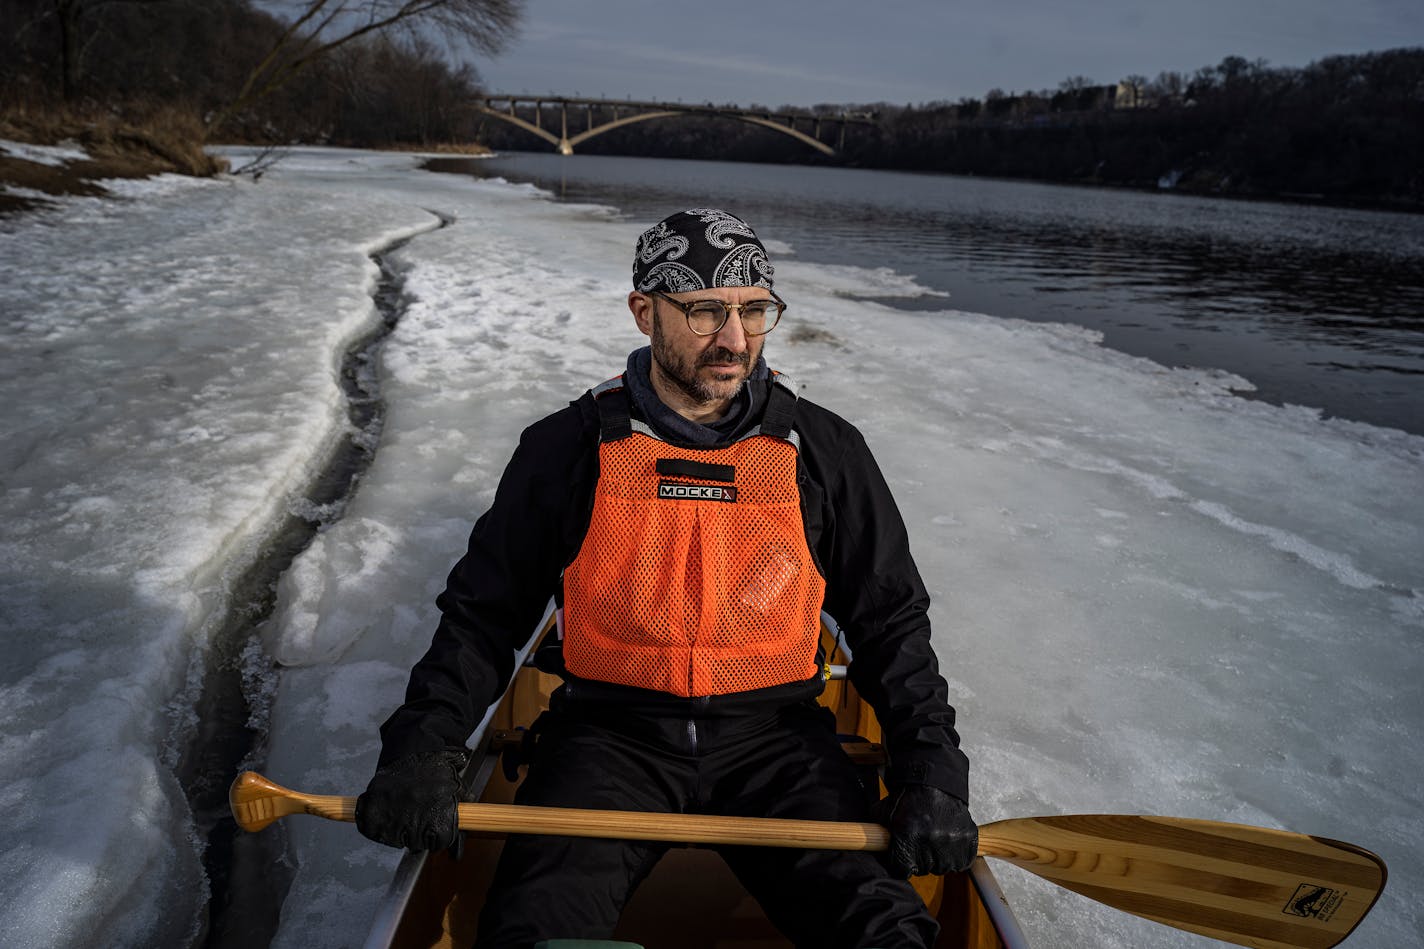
[476,0,1424,106]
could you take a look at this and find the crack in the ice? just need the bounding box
[182,209,453,949]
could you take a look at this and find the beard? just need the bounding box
[650,313,761,405]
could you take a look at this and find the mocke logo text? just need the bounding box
[657,481,738,503]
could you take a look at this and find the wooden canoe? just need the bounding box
[362,610,1030,949]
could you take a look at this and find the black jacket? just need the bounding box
[377,375,970,801]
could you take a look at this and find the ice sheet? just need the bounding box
[0,150,439,947]
[2,146,1418,948]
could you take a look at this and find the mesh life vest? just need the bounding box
[561,373,827,698]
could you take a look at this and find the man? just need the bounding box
[356,209,976,948]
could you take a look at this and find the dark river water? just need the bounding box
[429,152,1424,436]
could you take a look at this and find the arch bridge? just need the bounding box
[474,96,878,156]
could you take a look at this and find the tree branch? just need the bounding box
[208,0,520,136]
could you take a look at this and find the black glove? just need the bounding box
[355,749,466,851]
[877,784,978,877]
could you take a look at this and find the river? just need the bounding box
[430,151,1424,437]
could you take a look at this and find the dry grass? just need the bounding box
[383,141,492,155]
[1,101,228,215]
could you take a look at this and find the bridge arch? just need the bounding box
[474,108,563,151]
[475,101,846,157]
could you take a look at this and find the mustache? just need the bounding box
[697,347,750,368]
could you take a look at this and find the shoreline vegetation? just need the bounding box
[0,104,226,215]
[0,0,516,214]
[0,0,1418,215]
[0,101,493,216]
[4,97,1417,220]
[477,48,1422,214]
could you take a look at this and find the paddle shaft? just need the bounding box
[231,772,1385,949]
[229,771,891,849]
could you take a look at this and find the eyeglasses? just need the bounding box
[651,290,786,337]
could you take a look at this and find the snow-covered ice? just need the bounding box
[1,151,438,947]
[1,147,1420,948]
[0,137,91,167]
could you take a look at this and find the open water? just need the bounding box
[432,152,1424,436]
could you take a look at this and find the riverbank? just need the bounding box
[0,105,227,214]
[0,105,490,215]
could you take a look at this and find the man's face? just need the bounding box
[631,286,770,406]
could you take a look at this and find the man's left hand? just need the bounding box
[879,785,978,877]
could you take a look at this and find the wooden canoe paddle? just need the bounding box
[231,771,1385,949]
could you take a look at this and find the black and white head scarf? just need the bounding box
[632,208,774,293]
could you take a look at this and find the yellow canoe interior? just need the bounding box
[385,622,1016,949]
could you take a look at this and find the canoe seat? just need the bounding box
[839,739,886,766]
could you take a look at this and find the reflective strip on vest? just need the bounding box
[562,430,826,697]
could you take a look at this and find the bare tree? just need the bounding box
[209,0,521,134]
[1150,70,1186,102]
[45,0,180,100]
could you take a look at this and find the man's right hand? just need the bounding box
[355,749,466,851]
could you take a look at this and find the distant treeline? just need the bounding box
[483,50,1424,210]
[0,0,491,146]
[3,4,1419,209]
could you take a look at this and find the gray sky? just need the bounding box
[477,0,1424,106]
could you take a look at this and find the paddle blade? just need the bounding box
[978,815,1385,949]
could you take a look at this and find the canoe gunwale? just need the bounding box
[364,848,430,949]
[969,857,1032,949]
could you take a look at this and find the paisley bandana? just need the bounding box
[632,209,774,293]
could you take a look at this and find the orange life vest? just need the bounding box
[562,374,827,698]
